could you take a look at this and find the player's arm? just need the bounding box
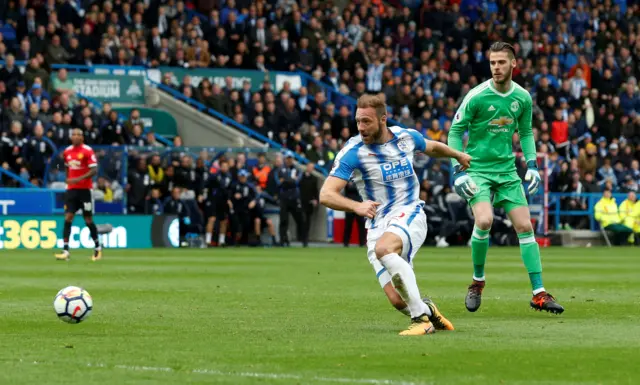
[447,92,475,168]
[518,94,541,195]
[406,129,471,170]
[319,152,378,219]
[424,141,471,170]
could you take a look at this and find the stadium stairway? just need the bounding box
[145,84,266,148]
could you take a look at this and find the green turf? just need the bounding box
[0,247,639,385]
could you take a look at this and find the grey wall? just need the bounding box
[145,86,265,148]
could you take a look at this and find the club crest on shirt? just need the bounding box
[397,137,414,153]
[511,101,519,112]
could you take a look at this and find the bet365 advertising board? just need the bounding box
[0,215,178,250]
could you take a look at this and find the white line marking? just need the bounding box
[24,360,431,385]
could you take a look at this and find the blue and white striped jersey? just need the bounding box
[329,126,427,228]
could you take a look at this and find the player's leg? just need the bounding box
[56,190,78,260]
[498,176,564,314]
[374,231,435,335]
[397,208,454,331]
[55,212,75,260]
[80,190,102,261]
[507,205,564,314]
[464,174,494,312]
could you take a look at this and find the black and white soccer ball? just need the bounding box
[53,286,93,324]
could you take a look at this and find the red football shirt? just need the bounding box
[63,144,97,190]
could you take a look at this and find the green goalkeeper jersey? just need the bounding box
[448,79,537,173]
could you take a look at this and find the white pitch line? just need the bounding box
[109,363,431,385]
[25,360,431,385]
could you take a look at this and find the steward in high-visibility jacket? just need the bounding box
[595,190,622,228]
[619,192,638,231]
[595,190,633,245]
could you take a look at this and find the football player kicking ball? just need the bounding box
[320,94,471,335]
[448,42,564,314]
[55,129,102,262]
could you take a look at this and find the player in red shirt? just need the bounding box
[55,128,102,261]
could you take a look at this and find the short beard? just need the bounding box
[372,119,384,143]
[494,69,513,85]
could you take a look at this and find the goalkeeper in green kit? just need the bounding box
[448,42,564,314]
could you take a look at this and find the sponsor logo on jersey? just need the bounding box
[488,105,496,111]
[380,158,414,182]
[489,116,513,128]
[488,116,513,133]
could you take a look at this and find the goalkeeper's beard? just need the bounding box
[494,69,513,85]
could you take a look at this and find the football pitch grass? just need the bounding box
[1,247,639,385]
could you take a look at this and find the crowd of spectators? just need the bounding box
[1,0,640,234]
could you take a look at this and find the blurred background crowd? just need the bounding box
[0,0,639,244]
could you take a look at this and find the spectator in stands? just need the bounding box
[619,192,639,245]
[146,187,165,215]
[127,157,150,214]
[2,120,26,174]
[102,110,126,145]
[300,162,319,241]
[0,54,22,96]
[23,122,54,181]
[95,177,114,203]
[251,153,271,190]
[51,68,75,98]
[595,189,634,246]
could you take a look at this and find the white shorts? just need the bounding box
[366,203,428,288]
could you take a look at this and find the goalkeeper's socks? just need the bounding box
[471,226,490,280]
[518,231,545,293]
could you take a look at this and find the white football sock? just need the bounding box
[205,233,212,244]
[380,253,428,318]
[218,234,225,244]
[398,306,411,317]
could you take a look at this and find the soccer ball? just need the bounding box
[53,286,93,324]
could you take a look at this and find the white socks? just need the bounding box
[205,233,212,244]
[380,253,429,318]
[218,234,225,244]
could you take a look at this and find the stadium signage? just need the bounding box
[0,190,54,214]
[52,72,146,104]
[0,200,16,215]
[159,67,302,92]
[0,216,177,250]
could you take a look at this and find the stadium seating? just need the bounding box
[0,0,639,237]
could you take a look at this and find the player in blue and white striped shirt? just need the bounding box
[320,94,471,336]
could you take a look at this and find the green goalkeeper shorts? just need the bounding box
[466,171,529,213]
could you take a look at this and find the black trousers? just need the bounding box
[279,197,307,245]
[343,212,366,246]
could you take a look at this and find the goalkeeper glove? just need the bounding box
[452,165,479,200]
[525,160,541,195]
